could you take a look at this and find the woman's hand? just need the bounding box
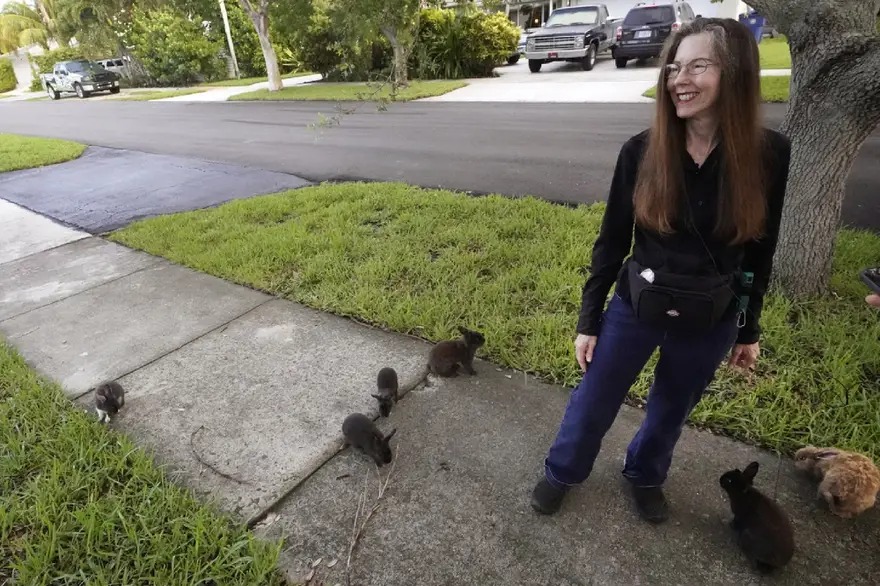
[728,342,759,372]
[575,334,598,372]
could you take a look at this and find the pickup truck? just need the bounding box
[41,59,121,100]
[524,4,620,73]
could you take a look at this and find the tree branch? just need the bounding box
[238,0,256,17]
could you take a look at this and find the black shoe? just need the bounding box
[631,486,669,524]
[531,478,568,515]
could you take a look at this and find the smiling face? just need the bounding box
[665,32,721,121]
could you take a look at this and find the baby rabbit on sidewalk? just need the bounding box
[342,413,397,468]
[720,461,795,574]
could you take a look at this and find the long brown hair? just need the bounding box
[633,18,767,245]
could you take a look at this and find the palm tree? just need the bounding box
[0,0,70,53]
[1,2,49,52]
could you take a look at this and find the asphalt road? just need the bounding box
[1,100,877,230]
[0,147,308,233]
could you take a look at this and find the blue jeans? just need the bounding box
[545,293,738,488]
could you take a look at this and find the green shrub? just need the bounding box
[415,7,518,79]
[30,47,85,78]
[129,7,225,86]
[414,8,464,79]
[0,59,17,93]
[460,10,519,76]
[290,8,344,79]
[29,47,86,91]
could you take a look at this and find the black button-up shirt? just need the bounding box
[576,128,791,345]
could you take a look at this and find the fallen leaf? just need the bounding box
[305,568,315,582]
[327,559,338,568]
[311,557,323,568]
[505,375,512,379]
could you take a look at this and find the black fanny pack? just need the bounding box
[626,258,737,333]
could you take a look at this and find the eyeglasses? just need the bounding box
[665,58,717,78]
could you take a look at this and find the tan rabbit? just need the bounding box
[794,446,880,518]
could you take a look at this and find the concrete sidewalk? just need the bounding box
[155,73,323,102]
[1,201,877,586]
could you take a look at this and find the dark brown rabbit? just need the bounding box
[428,326,485,377]
[342,413,397,467]
[720,462,795,574]
[93,381,125,424]
[371,367,399,417]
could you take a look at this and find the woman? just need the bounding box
[531,17,791,524]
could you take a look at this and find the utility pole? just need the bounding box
[218,0,241,79]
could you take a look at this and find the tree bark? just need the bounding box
[240,0,283,91]
[380,25,409,86]
[745,0,880,297]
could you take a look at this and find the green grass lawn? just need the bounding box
[0,342,285,584]
[110,182,880,461]
[229,80,467,102]
[0,133,284,582]
[114,88,207,101]
[200,71,315,87]
[0,133,85,173]
[758,75,792,102]
[759,36,792,69]
[642,75,790,102]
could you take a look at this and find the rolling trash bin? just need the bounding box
[738,11,766,43]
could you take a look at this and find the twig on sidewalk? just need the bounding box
[345,449,399,586]
[189,425,251,485]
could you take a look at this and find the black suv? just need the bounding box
[612,1,696,68]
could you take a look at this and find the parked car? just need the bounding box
[509,29,529,65]
[41,59,121,100]
[95,56,130,77]
[612,0,696,68]
[524,4,620,73]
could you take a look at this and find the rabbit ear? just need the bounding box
[457,326,468,335]
[385,428,397,442]
[743,461,759,482]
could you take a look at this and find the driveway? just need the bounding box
[426,56,792,104]
[0,147,310,233]
[423,56,660,103]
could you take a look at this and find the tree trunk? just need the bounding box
[747,0,880,297]
[240,0,282,91]
[772,91,875,295]
[35,0,65,47]
[380,25,409,86]
[36,1,51,28]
